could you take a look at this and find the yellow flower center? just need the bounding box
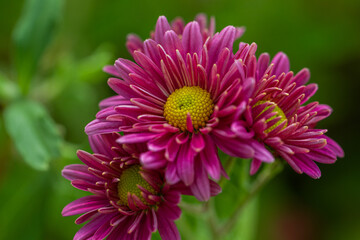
[117,165,156,206]
[163,86,214,131]
[254,101,287,133]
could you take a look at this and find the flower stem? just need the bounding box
[219,156,236,187]
[179,201,208,214]
[216,160,283,235]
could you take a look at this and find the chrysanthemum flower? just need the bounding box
[85,15,272,200]
[62,133,220,240]
[240,52,344,177]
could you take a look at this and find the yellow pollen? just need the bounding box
[163,86,214,131]
[254,101,287,133]
[117,165,156,207]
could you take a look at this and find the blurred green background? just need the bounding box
[0,0,359,239]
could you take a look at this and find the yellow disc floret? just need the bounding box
[254,101,288,133]
[117,165,156,206]
[164,86,214,131]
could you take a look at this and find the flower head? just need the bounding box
[85,15,260,201]
[241,52,344,177]
[62,133,220,239]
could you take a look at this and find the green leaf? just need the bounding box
[226,197,258,240]
[0,72,19,103]
[77,44,114,83]
[3,100,61,170]
[0,161,51,239]
[12,0,64,94]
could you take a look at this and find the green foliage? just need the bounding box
[12,0,64,94]
[0,161,51,240]
[4,100,61,170]
[0,72,19,103]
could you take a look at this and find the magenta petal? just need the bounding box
[175,132,189,144]
[209,180,222,196]
[164,30,183,60]
[301,83,318,104]
[155,16,171,45]
[88,133,119,158]
[135,221,152,240]
[126,34,143,54]
[292,68,310,86]
[182,21,202,55]
[165,161,180,184]
[158,201,181,220]
[271,52,290,76]
[93,217,115,240]
[74,213,114,240]
[130,97,163,114]
[256,53,270,80]
[144,39,161,64]
[140,151,167,169]
[148,133,172,152]
[324,136,344,157]
[231,121,255,139]
[75,210,99,224]
[250,158,262,175]
[107,78,136,99]
[117,133,160,144]
[176,143,195,186]
[85,119,121,136]
[105,217,133,240]
[190,133,205,152]
[251,140,274,163]
[99,95,128,109]
[186,113,194,133]
[190,160,211,201]
[294,154,322,179]
[208,26,236,68]
[308,147,337,164]
[62,195,108,216]
[165,135,180,161]
[214,136,254,159]
[103,65,121,78]
[132,51,164,87]
[235,26,245,39]
[62,164,97,182]
[157,216,180,240]
[200,135,221,180]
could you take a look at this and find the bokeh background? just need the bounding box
[0,0,359,239]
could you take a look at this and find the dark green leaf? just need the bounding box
[13,0,64,94]
[4,100,61,170]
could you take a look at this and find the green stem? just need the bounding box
[179,201,207,214]
[219,156,236,187]
[207,200,220,240]
[216,160,283,235]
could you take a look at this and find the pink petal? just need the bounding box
[271,52,290,76]
[250,158,262,175]
[176,143,195,186]
[155,16,171,45]
[62,195,108,216]
[182,21,202,55]
[190,160,210,201]
[157,216,180,240]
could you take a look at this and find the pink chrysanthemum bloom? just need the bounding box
[240,52,344,177]
[85,15,269,200]
[62,133,220,239]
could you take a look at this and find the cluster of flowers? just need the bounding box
[62,15,343,240]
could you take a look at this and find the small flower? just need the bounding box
[240,52,344,177]
[85,15,261,201]
[62,133,221,240]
